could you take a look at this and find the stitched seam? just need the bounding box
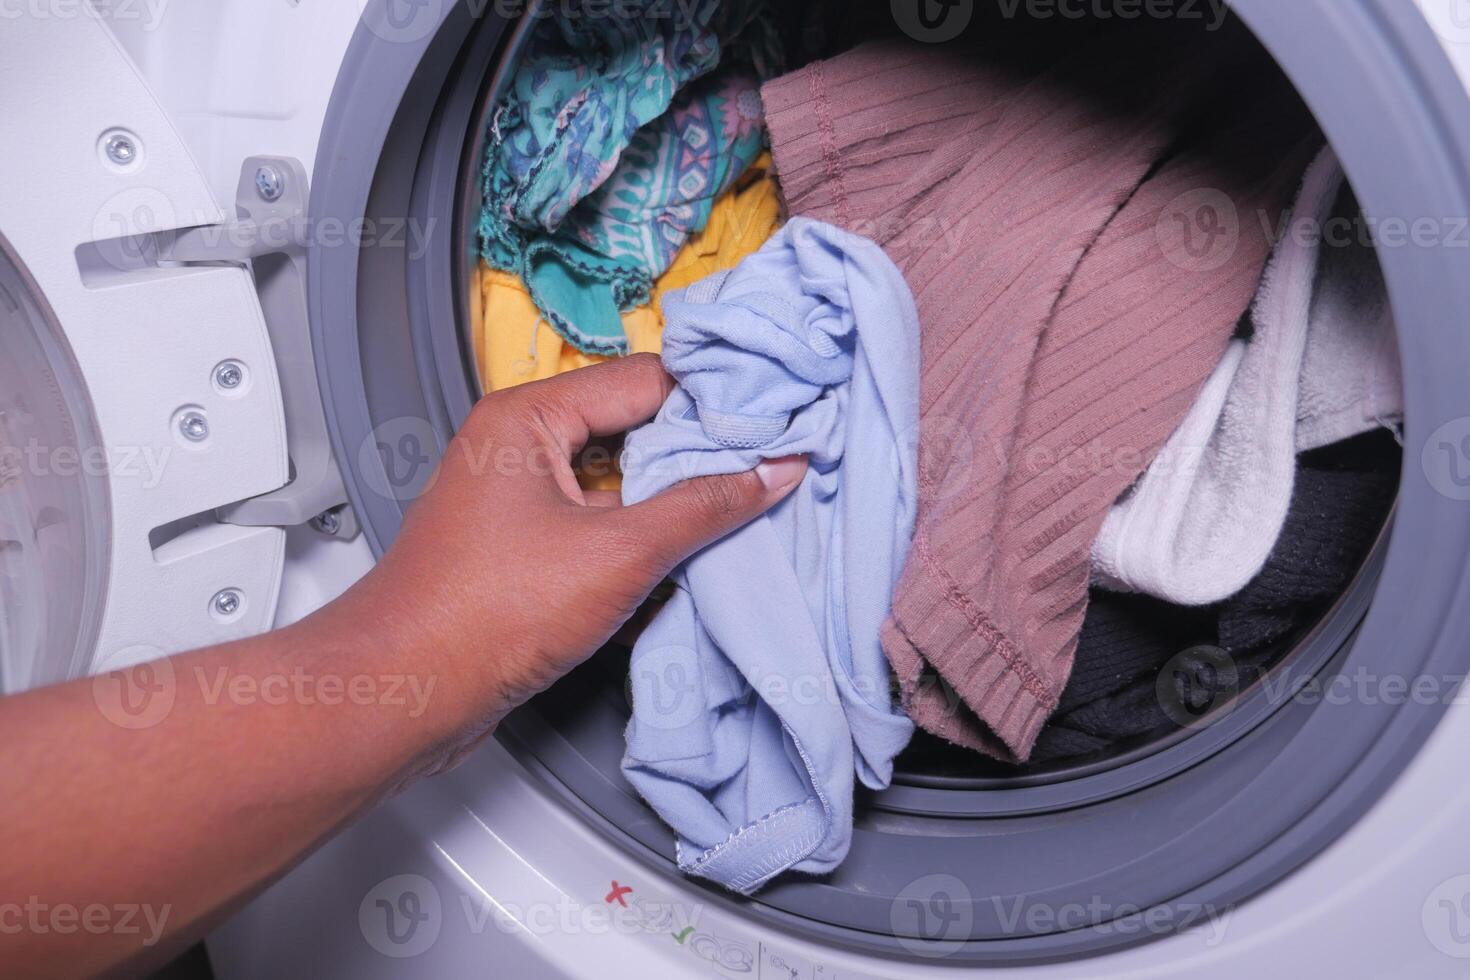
[538,303,629,357]
[515,89,595,229]
[909,531,1061,711]
[900,168,1154,718]
[519,242,647,357]
[680,798,823,871]
[679,712,838,891]
[727,828,825,893]
[808,62,852,229]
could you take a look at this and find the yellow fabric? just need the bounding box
[475,152,784,395]
[473,153,782,492]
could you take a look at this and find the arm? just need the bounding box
[0,355,806,979]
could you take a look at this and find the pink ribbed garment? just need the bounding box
[763,37,1315,761]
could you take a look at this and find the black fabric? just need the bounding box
[1027,430,1399,765]
[1218,437,1399,651]
[1029,596,1218,762]
[1057,591,1217,715]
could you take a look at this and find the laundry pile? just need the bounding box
[474,4,1402,894]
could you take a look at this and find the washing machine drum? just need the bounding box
[308,0,1470,963]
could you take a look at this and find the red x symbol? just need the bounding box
[605,881,633,907]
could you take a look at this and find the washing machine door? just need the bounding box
[0,12,295,688]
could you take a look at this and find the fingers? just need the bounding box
[452,355,671,503]
[499,354,674,458]
[582,490,623,509]
[609,456,809,575]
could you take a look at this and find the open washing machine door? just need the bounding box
[11,1,1470,976]
[0,1,402,694]
[0,9,352,688]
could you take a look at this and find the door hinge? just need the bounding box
[159,156,357,539]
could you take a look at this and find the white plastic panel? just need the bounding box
[93,0,363,201]
[211,690,1470,978]
[272,525,375,630]
[93,0,378,635]
[0,12,289,673]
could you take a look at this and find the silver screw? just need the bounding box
[255,165,285,202]
[105,133,137,166]
[212,589,242,617]
[178,411,209,442]
[311,510,342,536]
[214,362,244,390]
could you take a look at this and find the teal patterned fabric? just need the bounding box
[478,0,781,356]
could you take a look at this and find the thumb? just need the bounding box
[613,455,809,574]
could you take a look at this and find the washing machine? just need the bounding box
[5,0,1470,975]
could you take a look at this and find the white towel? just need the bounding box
[1090,146,1402,605]
[1296,204,1402,451]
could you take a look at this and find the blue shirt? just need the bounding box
[620,218,920,894]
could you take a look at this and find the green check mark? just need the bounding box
[672,926,694,944]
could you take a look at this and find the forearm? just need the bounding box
[0,356,797,978]
[0,574,472,978]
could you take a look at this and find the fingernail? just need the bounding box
[756,455,808,492]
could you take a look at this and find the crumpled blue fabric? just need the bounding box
[619,218,920,894]
[478,0,781,357]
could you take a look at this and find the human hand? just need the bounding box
[323,354,807,769]
[0,353,809,976]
